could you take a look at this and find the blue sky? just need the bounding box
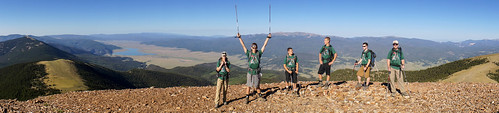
[0,0,498,41]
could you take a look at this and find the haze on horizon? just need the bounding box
[1,0,498,42]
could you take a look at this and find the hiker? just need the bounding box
[283,47,299,96]
[215,51,231,108]
[387,40,409,97]
[237,33,271,104]
[317,37,337,87]
[354,42,372,90]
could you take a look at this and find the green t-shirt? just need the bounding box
[387,48,404,70]
[361,50,372,65]
[216,59,231,79]
[284,54,298,70]
[246,49,263,74]
[319,45,336,64]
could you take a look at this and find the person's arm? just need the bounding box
[261,33,271,53]
[356,57,363,65]
[365,59,371,71]
[216,61,223,72]
[283,64,291,73]
[295,62,299,74]
[225,63,231,72]
[318,53,323,64]
[329,53,337,65]
[400,51,405,69]
[401,59,405,69]
[387,59,391,71]
[238,33,247,54]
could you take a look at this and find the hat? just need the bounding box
[393,40,399,44]
[221,51,227,56]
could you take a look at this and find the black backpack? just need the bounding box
[363,49,376,67]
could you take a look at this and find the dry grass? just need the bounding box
[37,59,88,93]
[441,53,499,83]
[100,40,247,69]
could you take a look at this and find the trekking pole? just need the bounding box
[401,68,410,96]
[352,60,358,76]
[386,71,391,94]
[268,0,271,34]
[234,0,240,38]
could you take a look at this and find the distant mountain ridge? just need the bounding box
[2,32,498,71]
[0,37,77,68]
[138,32,499,71]
[0,35,145,71]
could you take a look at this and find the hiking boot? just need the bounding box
[323,82,330,87]
[391,93,397,97]
[362,85,369,90]
[258,94,267,101]
[355,83,363,88]
[401,92,410,98]
[259,97,267,101]
[245,96,249,104]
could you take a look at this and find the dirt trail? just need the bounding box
[1,81,498,112]
[442,53,499,83]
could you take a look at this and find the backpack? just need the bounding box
[362,49,376,67]
[321,45,334,62]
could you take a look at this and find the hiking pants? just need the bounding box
[390,67,407,93]
[215,78,229,105]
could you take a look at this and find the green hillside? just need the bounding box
[0,63,60,101]
[122,69,212,88]
[0,60,213,100]
[487,62,499,82]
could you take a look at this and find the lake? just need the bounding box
[113,48,156,56]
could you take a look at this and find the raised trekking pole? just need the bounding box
[268,0,271,34]
[234,0,240,38]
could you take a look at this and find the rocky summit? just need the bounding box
[1,81,498,112]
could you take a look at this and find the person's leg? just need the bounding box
[245,73,251,104]
[292,72,298,91]
[397,69,407,95]
[318,64,324,84]
[215,78,223,107]
[389,68,397,94]
[223,78,228,104]
[356,66,364,88]
[365,67,371,86]
[325,65,331,86]
[285,71,291,90]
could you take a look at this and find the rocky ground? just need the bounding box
[1,81,498,112]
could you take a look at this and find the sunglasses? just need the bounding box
[393,44,398,45]
[362,46,366,47]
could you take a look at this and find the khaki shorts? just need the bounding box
[356,65,371,78]
[246,73,261,88]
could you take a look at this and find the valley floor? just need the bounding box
[1,81,498,112]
